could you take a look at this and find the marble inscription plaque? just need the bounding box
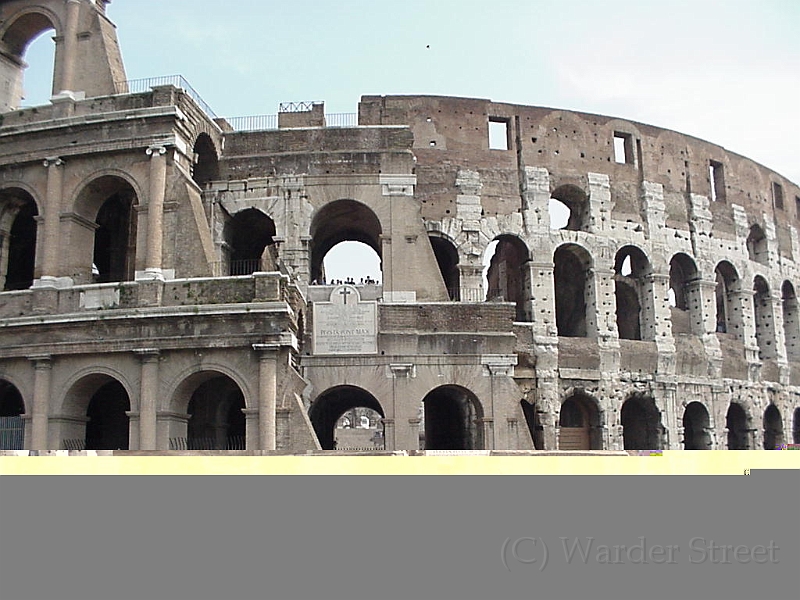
[313,285,378,355]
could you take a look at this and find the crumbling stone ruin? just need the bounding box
[2,0,799,452]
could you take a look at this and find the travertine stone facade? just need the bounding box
[1,1,799,452]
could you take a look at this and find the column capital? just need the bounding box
[43,157,64,168]
[134,348,160,361]
[252,343,281,357]
[146,145,168,157]
[28,354,52,368]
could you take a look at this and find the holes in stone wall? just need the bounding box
[746,224,768,265]
[753,276,777,360]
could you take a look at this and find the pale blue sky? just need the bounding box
[18,0,800,282]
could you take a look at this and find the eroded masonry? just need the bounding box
[2,0,799,452]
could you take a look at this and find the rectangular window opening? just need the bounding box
[709,160,725,202]
[489,118,510,150]
[613,132,633,164]
[772,182,784,210]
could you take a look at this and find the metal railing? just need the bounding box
[210,258,267,277]
[325,112,358,127]
[169,437,246,451]
[114,75,218,119]
[0,416,24,450]
[279,101,322,112]
[224,114,279,131]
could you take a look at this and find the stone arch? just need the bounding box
[0,378,25,450]
[554,242,594,337]
[793,406,800,444]
[725,402,750,450]
[747,224,768,265]
[72,174,140,284]
[715,260,742,337]
[558,391,602,450]
[223,208,277,275]
[309,385,385,450]
[0,186,39,290]
[669,252,702,335]
[753,276,777,360]
[485,233,531,321]
[614,245,654,341]
[309,199,382,284]
[60,373,132,450]
[167,370,250,450]
[428,232,460,300]
[0,6,62,111]
[550,184,589,231]
[191,133,219,187]
[420,385,484,450]
[763,404,784,450]
[620,393,664,450]
[682,401,712,449]
[781,281,799,361]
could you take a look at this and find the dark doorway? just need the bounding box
[309,386,384,450]
[186,376,246,450]
[621,395,663,450]
[85,381,130,450]
[93,192,136,283]
[763,404,784,450]
[682,402,711,449]
[421,386,482,450]
[726,403,750,450]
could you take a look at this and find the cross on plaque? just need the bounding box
[339,287,353,304]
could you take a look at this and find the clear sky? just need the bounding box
[18,0,800,282]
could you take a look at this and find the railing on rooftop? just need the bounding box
[279,101,322,112]
[225,114,279,131]
[114,75,218,119]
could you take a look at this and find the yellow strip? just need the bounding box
[0,451,798,476]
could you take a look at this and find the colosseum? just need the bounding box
[1,0,799,453]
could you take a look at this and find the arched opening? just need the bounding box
[782,281,799,361]
[669,253,701,335]
[74,176,138,284]
[0,10,58,111]
[725,403,750,450]
[310,200,382,284]
[682,402,711,449]
[746,224,768,265]
[558,393,602,450]
[421,385,483,450]
[550,184,589,231]
[485,235,530,321]
[223,208,277,276]
[763,404,784,450]
[185,376,246,450]
[0,188,38,290]
[333,407,384,450]
[429,234,460,300]
[614,246,653,341]
[191,133,219,187]
[0,379,25,450]
[715,261,741,336]
[85,381,131,450]
[793,407,800,444]
[322,241,381,285]
[621,394,664,450]
[60,375,131,450]
[753,276,776,360]
[309,386,384,450]
[554,244,593,337]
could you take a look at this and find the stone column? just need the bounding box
[38,158,64,282]
[58,0,81,94]
[253,344,279,451]
[29,355,52,450]
[478,417,494,450]
[135,349,160,450]
[242,409,260,452]
[382,419,396,451]
[408,418,421,451]
[143,145,168,279]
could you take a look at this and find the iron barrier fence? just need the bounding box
[114,75,218,119]
[169,437,246,451]
[0,416,24,450]
[210,258,266,277]
[224,114,279,131]
[325,112,358,127]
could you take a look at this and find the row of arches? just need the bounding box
[551,393,794,450]
[2,374,798,451]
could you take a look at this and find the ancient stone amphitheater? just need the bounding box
[2,0,799,453]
